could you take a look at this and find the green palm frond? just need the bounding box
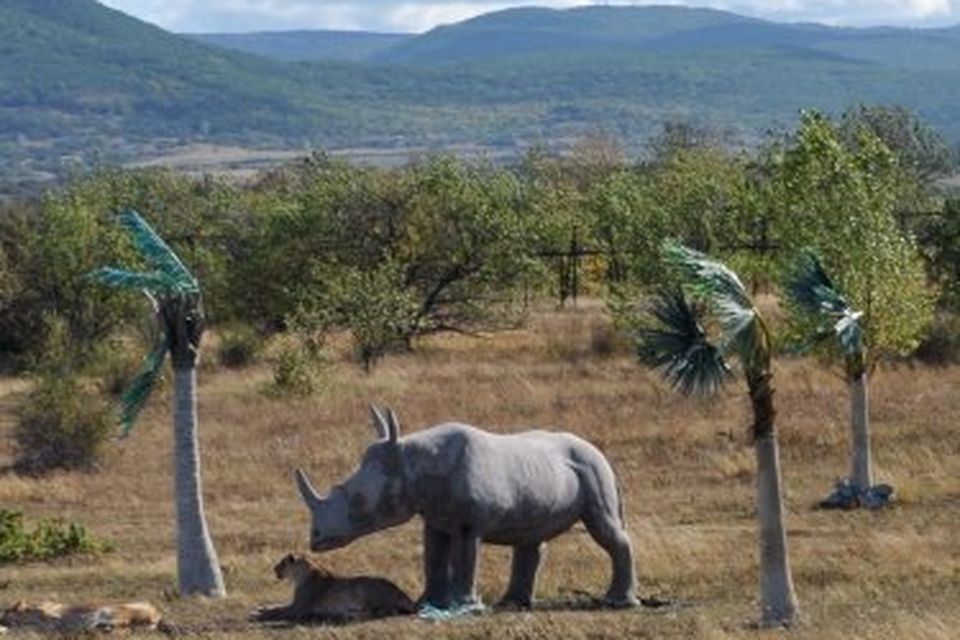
[834,311,864,355]
[119,335,168,436]
[91,267,181,293]
[664,241,753,313]
[117,210,198,294]
[663,240,766,367]
[784,250,849,316]
[784,250,863,355]
[638,288,732,395]
[91,211,200,436]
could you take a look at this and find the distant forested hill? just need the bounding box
[372,5,758,63]
[3,1,960,194]
[187,30,412,62]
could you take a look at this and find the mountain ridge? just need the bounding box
[3,1,960,194]
[187,30,412,62]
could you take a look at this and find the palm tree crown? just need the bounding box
[783,250,863,362]
[92,210,201,434]
[640,241,773,423]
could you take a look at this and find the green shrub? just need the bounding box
[270,346,318,396]
[329,262,418,372]
[217,323,262,369]
[94,342,149,397]
[0,509,113,564]
[14,375,114,474]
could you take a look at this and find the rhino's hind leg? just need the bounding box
[582,514,639,608]
[498,543,543,609]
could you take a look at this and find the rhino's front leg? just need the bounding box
[420,523,452,607]
[449,528,481,606]
[498,543,542,609]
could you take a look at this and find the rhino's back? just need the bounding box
[402,424,612,543]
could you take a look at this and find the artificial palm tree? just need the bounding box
[638,240,798,627]
[784,251,891,509]
[94,210,226,597]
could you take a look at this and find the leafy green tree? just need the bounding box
[93,211,225,597]
[0,192,138,364]
[638,241,798,627]
[588,142,753,293]
[329,261,418,371]
[0,169,240,364]
[517,147,589,302]
[647,136,748,255]
[398,157,535,336]
[839,105,953,182]
[238,156,538,356]
[914,198,960,311]
[771,111,935,363]
[586,169,664,286]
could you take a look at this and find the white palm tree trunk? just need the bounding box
[754,432,799,626]
[849,372,872,491]
[173,366,226,597]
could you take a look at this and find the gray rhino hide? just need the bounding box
[296,406,638,609]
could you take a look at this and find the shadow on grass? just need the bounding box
[235,594,687,633]
[528,593,683,613]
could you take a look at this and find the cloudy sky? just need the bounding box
[97,0,960,34]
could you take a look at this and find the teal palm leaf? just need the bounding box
[784,251,863,356]
[92,210,200,435]
[91,267,181,293]
[663,240,767,368]
[119,336,168,436]
[117,210,198,294]
[664,241,752,314]
[638,288,732,396]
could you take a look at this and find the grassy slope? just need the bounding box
[0,302,957,638]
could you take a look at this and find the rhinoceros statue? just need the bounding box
[295,406,638,609]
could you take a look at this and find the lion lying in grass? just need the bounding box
[250,553,416,623]
[1,599,162,633]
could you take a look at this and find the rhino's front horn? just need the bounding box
[295,468,322,508]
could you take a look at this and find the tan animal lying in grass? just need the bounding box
[1,599,162,632]
[251,553,416,623]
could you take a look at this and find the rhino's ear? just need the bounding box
[386,408,401,444]
[369,404,390,441]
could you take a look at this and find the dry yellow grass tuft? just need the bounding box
[0,303,957,638]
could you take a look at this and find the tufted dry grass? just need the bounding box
[0,301,958,638]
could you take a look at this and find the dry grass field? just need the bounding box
[1,302,958,638]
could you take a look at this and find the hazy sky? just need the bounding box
[97,0,960,34]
